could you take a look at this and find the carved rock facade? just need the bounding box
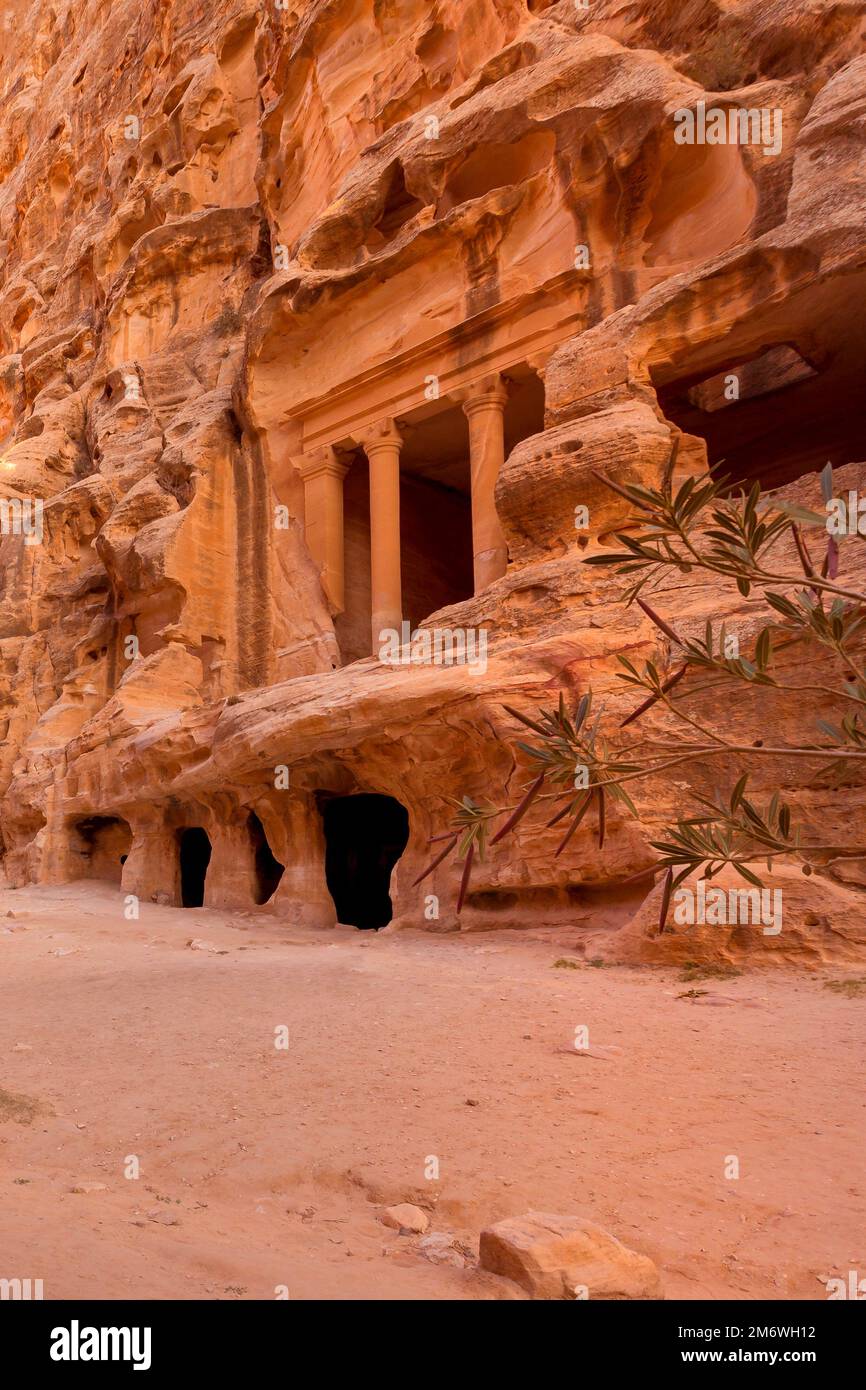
[1,1,865,959]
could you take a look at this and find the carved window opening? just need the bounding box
[654,341,865,490]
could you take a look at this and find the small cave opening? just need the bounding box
[438,130,555,214]
[178,827,212,908]
[69,815,132,884]
[247,811,285,905]
[365,162,425,248]
[653,317,866,491]
[643,136,757,270]
[318,793,410,930]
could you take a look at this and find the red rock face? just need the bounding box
[1,1,865,960]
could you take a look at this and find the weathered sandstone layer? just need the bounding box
[2,0,866,962]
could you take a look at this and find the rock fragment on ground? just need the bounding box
[381,1203,429,1234]
[418,1232,468,1267]
[479,1211,662,1300]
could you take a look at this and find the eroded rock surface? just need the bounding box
[1,1,865,961]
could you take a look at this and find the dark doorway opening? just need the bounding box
[178,827,212,907]
[248,811,284,904]
[504,365,546,458]
[319,793,409,929]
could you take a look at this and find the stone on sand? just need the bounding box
[479,1211,662,1300]
[381,1203,430,1234]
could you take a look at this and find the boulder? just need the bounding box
[479,1212,662,1300]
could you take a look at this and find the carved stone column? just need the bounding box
[297,446,350,613]
[362,419,403,653]
[462,374,509,592]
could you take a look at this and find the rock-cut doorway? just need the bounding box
[178,826,212,908]
[319,793,409,929]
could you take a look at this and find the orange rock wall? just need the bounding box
[1,0,865,956]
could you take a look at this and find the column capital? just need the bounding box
[295,444,351,483]
[361,418,403,456]
[460,373,508,417]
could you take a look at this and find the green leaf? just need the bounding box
[503,705,548,736]
[765,592,800,619]
[458,826,476,856]
[732,862,765,888]
[575,692,591,731]
[821,461,834,505]
[768,500,827,527]
[730,773,748,811]
[672,863,696,889]
[608,783,638,816]
[816,720,843,742]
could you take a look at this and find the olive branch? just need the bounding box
[424,460,866,928]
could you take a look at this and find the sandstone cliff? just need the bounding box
[2,0,865,962]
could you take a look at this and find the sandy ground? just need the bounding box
[0,882,863,1301]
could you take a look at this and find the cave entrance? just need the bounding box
[178,827,212,908]
[247,811,285,905]
[319,793,409,929]
[69,815,132,883]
